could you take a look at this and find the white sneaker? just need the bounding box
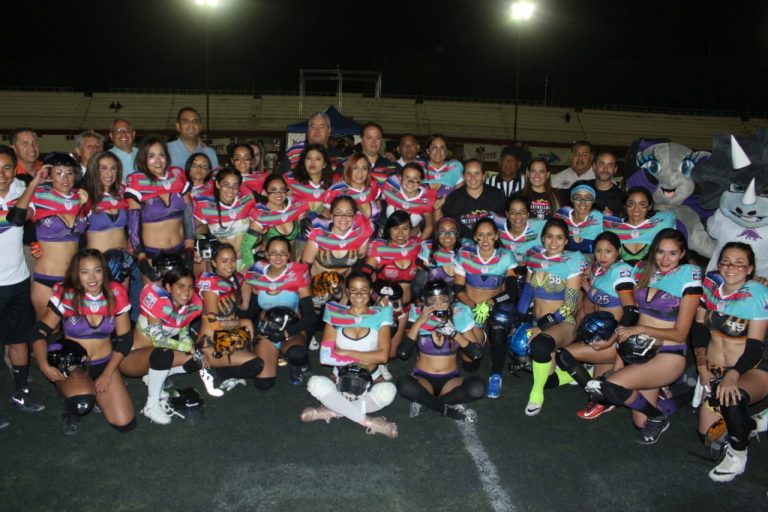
[219,378,247,392]
[142,399,176,425]
[752,407,768,436]
[308,336,320,351]
[525,402,543,417]
[709,445,747,482]
[141,375,169,400]
[199,368,224,397]
[378,364,393,382]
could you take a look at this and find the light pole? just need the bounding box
[511,2,535,143]
[195,0,219,141]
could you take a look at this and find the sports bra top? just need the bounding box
[246,260,308,311]
[324,302,394,352]
[634,263,702,321]
[587,261,635,308]
[495,216,545,263]
[50,282,130,340]
[369,237,421,283]
[407,302,474,356]
[324,181,381,221]
[126,167,189,224]
[555,207,604,242]
[526,248,588,301]
[702,272,768,338]
[194,192,255,240]
[422,159,464,199]
[455,245,515,290]
[87,190,129,233]
[31,187,87,242]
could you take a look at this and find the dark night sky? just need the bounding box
[5,0,768,112]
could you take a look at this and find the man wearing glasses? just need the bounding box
[108,119,138,183]
[551,141,595,190]
[167,107,219,169]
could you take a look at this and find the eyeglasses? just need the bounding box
[266,188,288,194]
[718,261,749,271]
[268,251,289,257]
[571,196,594,203]
[219,183,240,191]
[507,209,528,216]
[437,230,458,237]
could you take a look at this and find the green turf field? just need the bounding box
[2,359,766,511]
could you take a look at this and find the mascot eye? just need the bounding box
[680,157,695,177]
[639,158,660,176]
[729,183,745,193]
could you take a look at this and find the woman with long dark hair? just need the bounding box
[31,248,134,434]
[522,158,559,220]
[587,228,701,444]
[285,143,336,216]
[381,162,437,240]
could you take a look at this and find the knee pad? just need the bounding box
[529,333,556,363]
[149,348,174,370]
[237,357,264,379]
[489,323,509,344]
[601,380,633,406]
[110,417,137,433]
[396,375,425,400]
[254,377,276,391]
[306,375,336,399]
[462,376,486,401]
[285,345,308,366]
[555,348,578,371]
[369,382,397,407]
[65,394,96,416]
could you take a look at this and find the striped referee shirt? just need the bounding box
[484,173,526,198]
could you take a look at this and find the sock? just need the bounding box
[529,360,550,405]
[554,367,574,386]
[12,364,29,392]
[145,368,170,403]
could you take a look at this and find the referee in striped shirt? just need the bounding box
[484,146,527,198]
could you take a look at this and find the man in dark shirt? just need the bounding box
[442,158,506,241]
[568,150,626,215]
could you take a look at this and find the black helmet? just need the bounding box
[577,311,619,345]
[336,364,373,399]
[257,307,299,342]
[42,152,79,169]
[617,334,660,365]
[47,339,90,378]
[420,280,453,318]
[195,234,222,261]
[372,279,403,303]
[153,252,183,279]
[105,249,134,282]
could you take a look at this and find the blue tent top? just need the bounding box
[286,105,362,136]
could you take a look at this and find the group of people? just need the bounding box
[1,111,767,484]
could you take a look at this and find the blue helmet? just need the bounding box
[577,311,619,345]
[489,301,516,329]
[508,322,534,357]
[617,334,659,364]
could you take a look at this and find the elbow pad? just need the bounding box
[397,335,417,360]
[689,321,711,349]
[240,229,262,270]
[182,201,195,240]
[733,338,764,375]
[127,209,143,253]
[619,305,640,327]
[7,207,27,226]
[113,331,134,356]
[517,282,533,316]
[29,320,54,344]
[461,342,483,361]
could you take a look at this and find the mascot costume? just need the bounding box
[625,139,714,257]
[692,130,768,278]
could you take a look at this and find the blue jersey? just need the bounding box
[526,248,589,301]
[422,159,464,199]
[494,215,545,263]
[555,207,603,242]
[587,261,635,308]
[701,272,768,339]
[323,302,394,330]
[634,263,702,321]
[455,246,515,289]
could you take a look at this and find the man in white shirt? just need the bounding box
[551,141,595,189]
[0,146,44,423]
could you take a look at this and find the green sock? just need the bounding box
[529,360,550,404]
[554,367,574,386]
